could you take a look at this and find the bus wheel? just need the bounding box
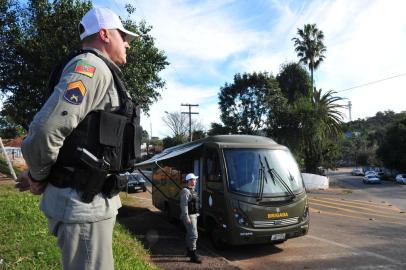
[210,226,226,250]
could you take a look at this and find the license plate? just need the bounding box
[271,233,286,241]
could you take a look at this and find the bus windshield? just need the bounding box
[224,148,304,197]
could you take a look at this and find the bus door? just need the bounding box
[201,147,227,230]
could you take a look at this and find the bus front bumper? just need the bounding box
[227,218,310,246]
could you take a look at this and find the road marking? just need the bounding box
[311,196,402,212]
[309,201,406,221]
[309,198,403,216]
[306,235,402,265]
[310,207,406,226]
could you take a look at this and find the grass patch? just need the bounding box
[0,156,22,176]
[0,183,159,270]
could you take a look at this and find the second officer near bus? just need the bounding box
[180,173,202,264]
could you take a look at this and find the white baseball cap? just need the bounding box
[79,7,138,42]
[185,173,199,181]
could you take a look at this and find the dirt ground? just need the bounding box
[118,192,240,270]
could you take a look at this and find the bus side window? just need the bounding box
[205,148,223,192]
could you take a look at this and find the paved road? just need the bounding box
[124,169,406,270]
[216,169,406,270]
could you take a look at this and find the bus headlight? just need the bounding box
[233,208,249,227]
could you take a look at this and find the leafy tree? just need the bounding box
[0,1,168,130]
[0,116,24,138]
[141,130,149,144]
[219,72,285,134]
[192,130,206,141]
[277,62,312,104]
[377,116,406,171]
[121,4,168,112]
[207,122,231,136]
[162,135,186,149]
[339,110,406,167]
[304,89,344,172]
[292,24,326,90]
[272,89,344,173]
[150,137,163,146]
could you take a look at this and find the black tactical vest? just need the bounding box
[48,49,142,173]
[188,188,199,214]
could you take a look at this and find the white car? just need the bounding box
[364,171,378,177]
[351,168,364,176]
[363,175,381,184]
[395,174,406,184]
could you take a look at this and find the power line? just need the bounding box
[337,72,406,93]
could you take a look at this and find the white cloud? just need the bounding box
[133,0,258,61]
[107,0,406,137]
[140,79,220,138]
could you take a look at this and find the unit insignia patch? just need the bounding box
[74,60,96,78]
[63,80,87,105]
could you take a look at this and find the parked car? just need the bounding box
[351,168,364,176]
[395,174,406,184]
[362,175,381,184]
[126,172,147,193]
[364,171,378,177]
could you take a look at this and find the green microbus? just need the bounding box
[135,135,309,248]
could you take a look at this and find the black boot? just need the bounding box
[190,250,202,264]
[186,248,193,257]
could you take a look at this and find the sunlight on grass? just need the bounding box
[0,184,158,270]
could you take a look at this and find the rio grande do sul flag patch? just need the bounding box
[63,80,87,105]
[74,60,96,78]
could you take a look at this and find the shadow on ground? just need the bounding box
[117,204,240,269]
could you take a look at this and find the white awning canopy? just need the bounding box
[134,142,203,169]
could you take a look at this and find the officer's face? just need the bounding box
[188,178,197,188]
[106,29,130,65]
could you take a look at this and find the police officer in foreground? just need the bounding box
[16,7,140,270]
[180,173,202,264]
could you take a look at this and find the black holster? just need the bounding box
[102,174,129,198]
[74,166,108,203]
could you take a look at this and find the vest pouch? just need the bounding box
[99,111,126,171]
[121,121,136,170]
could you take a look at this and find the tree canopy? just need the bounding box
[376,116,406,172]
[0,0,168,130]
[218,72,285,135]
[276,62,312,104]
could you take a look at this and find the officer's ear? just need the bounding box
[99,28,110,43]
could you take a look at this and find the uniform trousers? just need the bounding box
[48,217,116,270]
[183,214,198,250]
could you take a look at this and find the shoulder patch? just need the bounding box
[74,60,96,78]
[63,80,87,105]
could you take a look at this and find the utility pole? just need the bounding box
[181,104,199,142]
[348,101,352,122]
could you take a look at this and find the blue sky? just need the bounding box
[95,0,406,138]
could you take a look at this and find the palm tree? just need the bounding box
[303,89,345,172]
[292,24,326,90]
[311,89,345,138]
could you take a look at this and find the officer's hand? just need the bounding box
[16,170,31,191]
[185,218,192,225]
[16,170,47,195]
